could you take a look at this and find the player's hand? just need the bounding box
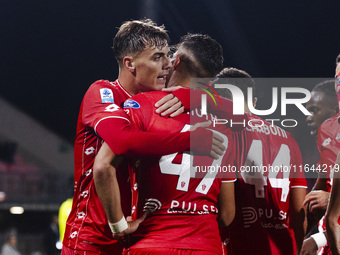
[300,237,318,255]
[303,190,330,213]
[190,121,226,159]
[155,93,184,117]
[113,212,148,240]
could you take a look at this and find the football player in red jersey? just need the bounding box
[95,33,237,255]
[324,54,340,255]
[62,20,223,255]
[300,81,338,254]
[306,80,338,137]
[215,68,307,255]
[302,55,340,255]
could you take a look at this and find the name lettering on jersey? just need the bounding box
[242,206,287,228]
[245,122,288,138]
[85,147,95,155]
[167,199,218,215]
[323,138,331,147]
[123,99,140,109]
[100,88,114,103]
[143,198,162,213]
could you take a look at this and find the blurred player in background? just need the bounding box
[62,19,217,255]
[302,55,340,255]
[306,80,338,137]
[324,54,340,255]
[215,68,307,255]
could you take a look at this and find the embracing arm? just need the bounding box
[93,143,146,237]
[96,117,214,157]
[218,181,235,227]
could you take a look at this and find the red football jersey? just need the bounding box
[226,113,307,255]
[317,114,340,190]
[315,114,340,255]
[124,91,236,254]
[63,79,132,251]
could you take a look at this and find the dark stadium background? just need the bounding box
[1,0,340,253]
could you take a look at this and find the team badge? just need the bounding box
[124,99,140,109]
[100,88,114,103]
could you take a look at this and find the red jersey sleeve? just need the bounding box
[82,80,130,129]
[83,81,209,156]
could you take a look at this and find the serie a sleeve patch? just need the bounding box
[100,88,114,103]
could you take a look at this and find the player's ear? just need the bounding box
[253,97,258,107]
[173,55,181,69]
[123,56,135,73]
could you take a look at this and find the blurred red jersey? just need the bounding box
[315,114,340,255]
[124,91,236,254]
[317,114,340,191]
[225,113,307,255]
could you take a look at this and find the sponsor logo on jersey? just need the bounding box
[123,99,140,109]
[323,137,331,147]
[242,207,258,227]
[144,198,162,213]
[77,212,85,219]
[241,206,287,228]
[85,169,92,176]
[80,190,88,198]
[85,147,95,155]
[100,88,114,103]
[70,231,78,238]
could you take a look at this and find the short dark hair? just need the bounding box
[214,67,255,100]
[113,19,170,65]
[312,79,338,110]
[176,33,223,77]
[336,53,340,65]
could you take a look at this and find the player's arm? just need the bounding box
[84,82,222,158]
[95,111,224,158]
[289,187,307,254]
[300,230,328,255]
[218,181,235,227]
[93,143,146,237]
[96,117,224,159]
[303,176,330,233]
[325,154,340,255]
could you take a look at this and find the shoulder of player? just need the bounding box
[319,114,340,133]
[129,91,168,104]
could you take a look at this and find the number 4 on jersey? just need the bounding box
[159,124,229,195]
[241,140,290,202]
